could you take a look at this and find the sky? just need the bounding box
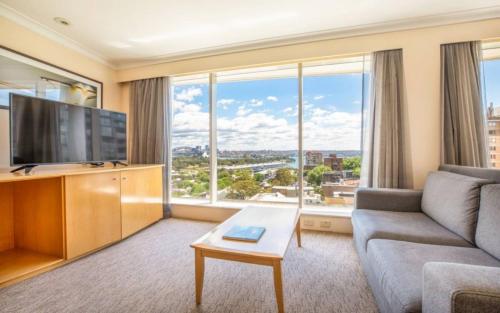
[483,59,500,113]
[172,73,364,151]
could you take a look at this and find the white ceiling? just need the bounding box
[2,0,500,68]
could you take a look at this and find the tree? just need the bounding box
[307,165,331,186]
[271,168,296,186]
[343,156,361,178]
[226,179,261,200]
[191,182,208,196]
[196,170,209,183]
[177,180,193,189]
[353,167,361,177]
[254,173,265,183]
[343,156,361,170]
[234,169,253,181]
[217,177,232,189]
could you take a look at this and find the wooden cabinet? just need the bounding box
[0,165,163,286]
[65,172,122,259]
[120,167,163,238]
[0,178,64,286]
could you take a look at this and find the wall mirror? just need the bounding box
[0,45,102,109]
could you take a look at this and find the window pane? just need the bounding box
[171,74,210,200]
[483,59,500,169]
[302,57,364,211]
[216,65,298,204]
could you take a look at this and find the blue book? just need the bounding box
[223,226,266,242]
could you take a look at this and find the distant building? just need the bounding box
[272,185,314,197]
[321,183,356,205]
[342,170,354,179]
[250,192,321,205]
[322,171,342,183]
[250,192,297,203]
[323,154,343,171]
[488,103,500,169]
[305,151,323,166]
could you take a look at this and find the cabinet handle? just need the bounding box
[112,177,118,181]
[122,177,127,180]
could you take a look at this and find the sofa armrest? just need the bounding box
[354,188,422,212]
[423,262,500,313]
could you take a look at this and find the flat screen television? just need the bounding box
[10,94,127,167]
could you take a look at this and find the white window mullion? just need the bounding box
[298,63,304,209]
[165,77,173,205]
[209,73,218,204]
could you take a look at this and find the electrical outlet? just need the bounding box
[303,219,314,227]
[319,221,332,228]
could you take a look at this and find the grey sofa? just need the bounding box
[352,165,500,313]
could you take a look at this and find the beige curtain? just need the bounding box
[441,41,487,167]
[362,49,413,188]
[129,77,168,164]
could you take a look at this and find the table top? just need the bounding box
[191,206,300,259]
[0,164,163,183]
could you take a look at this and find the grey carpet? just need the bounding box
[0,218,378,313]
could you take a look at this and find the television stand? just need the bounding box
[10,164,37,175]
[88,162,105,167]
[111,161,128,167]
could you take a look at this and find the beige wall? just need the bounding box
[118,18,500,188]
[0,16,122,168]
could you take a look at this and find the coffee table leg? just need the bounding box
[295,217,302,247]
[273,259,285,313]
[195,248,205,305]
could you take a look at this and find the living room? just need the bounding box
[0,1,500,312]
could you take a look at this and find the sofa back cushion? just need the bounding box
[422,171,492,243]
[476,184,500,260]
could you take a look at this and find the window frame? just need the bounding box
[167,56,367,211]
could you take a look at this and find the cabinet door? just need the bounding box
[121,167,163,238]
[65,172,122,259]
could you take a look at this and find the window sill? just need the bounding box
[170,198,353,218]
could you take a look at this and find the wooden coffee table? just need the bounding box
[190,206,301,313]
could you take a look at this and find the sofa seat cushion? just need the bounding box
[352,209,471,251]
[476,184,500,260]
[367,239,500,313]
[422,171,492,243]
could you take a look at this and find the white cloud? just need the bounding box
[249,99,264,107]
[217,112,296,150]
[182,104,202,112]
[173,100,186,113]
[283,106,298,117]
[218,98,235,105]
[267,96,278,102]
[175,87,202,101]
[218,98,236,110]
[236,105,252,116]
[172,101,361,151]
[172,109,209,147]
[313,95,324,100]
[304,103,314,110]
[173,100,202,113]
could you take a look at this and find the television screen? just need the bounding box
[10,94,127,165]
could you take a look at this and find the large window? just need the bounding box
[169,57,367,211]
[216,66,298,204]
[482,44,500,169]
[171,74,210,200]
[302,58,364,210]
